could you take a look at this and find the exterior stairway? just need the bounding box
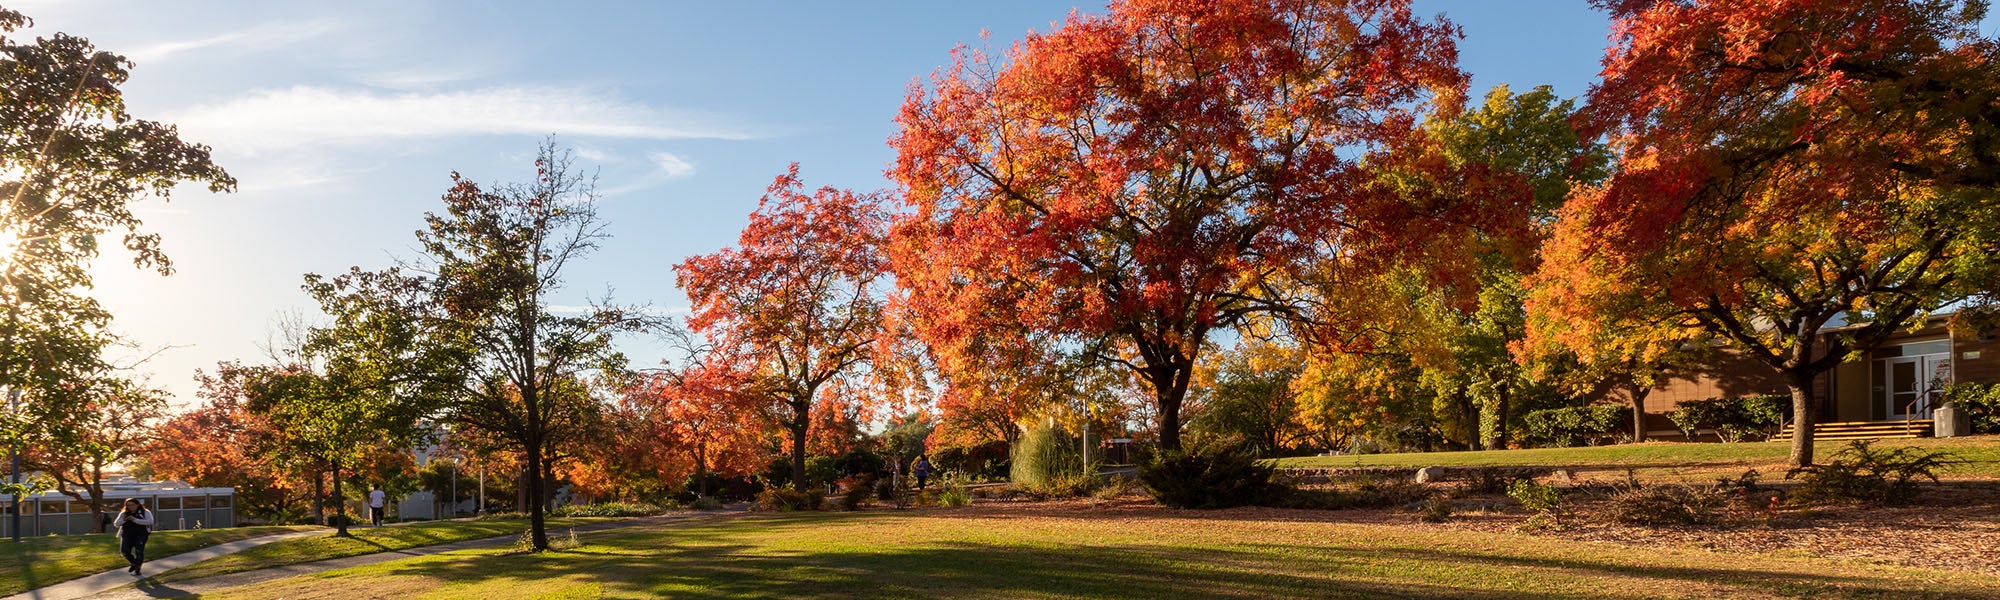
[1771,419,1933,442]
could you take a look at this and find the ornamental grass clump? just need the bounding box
[1786,440,1958,506]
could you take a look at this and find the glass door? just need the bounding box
[1882,354,1953,419]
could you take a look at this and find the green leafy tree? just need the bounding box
[24,375,165,532]
[309,141,647,551]
[0,7,232,400]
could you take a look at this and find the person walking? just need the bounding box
[113,498,154,575]
[913,455,933,490]
[368,487,387,527]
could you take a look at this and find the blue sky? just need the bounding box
[13,0,1612,404]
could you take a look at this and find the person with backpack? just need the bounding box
[113,498,155,575]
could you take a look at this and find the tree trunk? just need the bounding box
[525,441,549,551]
[788,404,810,489]
[1456,387,1479,451]
[331,459,349,537]
[1487,381,1512,450]
[694,442,710,497]
[1629,385,1652,443]
[1152,365,1191,452]
[1787,369,1818,468]
[313,468,326,526]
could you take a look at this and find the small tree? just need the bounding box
[25,376,164,532]
[309,141,647,550]
[676,164,890,489]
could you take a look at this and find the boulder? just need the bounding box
[1414,466,1446,484]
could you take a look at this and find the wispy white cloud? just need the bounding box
[170,86,758,154]
[601,151,699,198]
[124,19,344,64]
[647,152,696,179]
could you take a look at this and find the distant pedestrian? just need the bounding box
[113,498,154,576]
[913,455,933,490]
[368,487,387,526]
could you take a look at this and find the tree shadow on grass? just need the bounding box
[328,512,1997,600]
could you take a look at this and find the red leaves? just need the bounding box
[888,0,1472,449]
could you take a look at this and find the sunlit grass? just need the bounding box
[0,525,316,595]
[155,516,616,583]
[205,508,2000,599]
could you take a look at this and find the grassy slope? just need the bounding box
[209,509,2000,599]
[0,525,316,595]
[1275,435,2000,478]
[156,516,614,583]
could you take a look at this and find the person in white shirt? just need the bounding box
[368,487,387,526]
[113,498,155,575]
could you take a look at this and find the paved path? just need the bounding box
[89,510,738,599]
[1,529,327,600]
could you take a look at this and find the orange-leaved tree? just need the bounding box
[1533,0,2000,466]
[619,359,769,497]
[675,164,891,488]
[889,0,1475,450]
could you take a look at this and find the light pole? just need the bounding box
[9,386,19,543]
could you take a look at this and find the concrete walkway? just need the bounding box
[88,510,737,599]
[1,529,327,600]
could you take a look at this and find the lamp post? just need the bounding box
[9,386,19,543]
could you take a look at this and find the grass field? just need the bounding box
[203,507,2000,599]
[1274,435,2000,479]
[155,516,616,583]
[0,524,316,595]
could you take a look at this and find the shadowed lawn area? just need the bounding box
[204,508,2000,599]
[1275,435,2000,479]
[0,524,317,595]
[155,516,618,583]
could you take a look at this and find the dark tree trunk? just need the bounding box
[313,468,326,526]
[1787,369,1818,468]
[1487,381,1512,450]
[331,459,349,537]
[525,442,548,550]
[1456,387,1479,451]
[1629,385,1652,443]
[788,400,811,489]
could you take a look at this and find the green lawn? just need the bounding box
[0,524,316,595]
[205,508,2000,599]
[1275,435,2000,478]
[155,516,616,583]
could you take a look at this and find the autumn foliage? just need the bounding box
[675,164,891,487]
[889,0,1490,450]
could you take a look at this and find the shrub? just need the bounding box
[1943,382,2000,434]
[1416,497,1453,523]
[1139,449,1277,509]
[553,501,661,518]
[756,487,826,512]
[689,496,724,511]
[1603,483,1728,526]
[1667,395,1790,442]
[935,486,971,507]
[1507,479,1568,529]
[1786,440,1958,505]
[1521,404,1632,448]
[839,482,874,511]
[1020,466,1100,500]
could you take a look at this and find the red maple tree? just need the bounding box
[675,164,891,487]
[888,0,1480,450]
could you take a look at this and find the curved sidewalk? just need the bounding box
[90,510,737,599]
